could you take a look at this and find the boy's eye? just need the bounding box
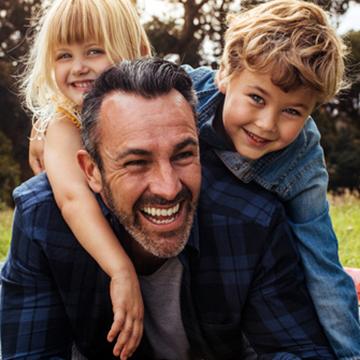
[249,94,265,105]
[284,108,301,117]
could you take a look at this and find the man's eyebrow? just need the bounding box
[116,148,151,161]
[115,137,198,161]
[174,137,198,152]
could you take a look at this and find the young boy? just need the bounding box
[184,0,360,358]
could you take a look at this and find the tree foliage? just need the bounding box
[0,0,359,194]
[0,131,20,206]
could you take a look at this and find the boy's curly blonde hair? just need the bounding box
[21,0,151,133]
[219,0,348,103]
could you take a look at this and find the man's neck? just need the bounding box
[122,232,167,276]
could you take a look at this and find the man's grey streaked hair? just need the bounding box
[81,57,198,169]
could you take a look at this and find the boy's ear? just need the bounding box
[77,149,103,193]
[215,68,228,94]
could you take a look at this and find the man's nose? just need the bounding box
[149,163,182,201]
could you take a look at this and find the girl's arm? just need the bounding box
[29,123,45,174]
[44,115,143,360]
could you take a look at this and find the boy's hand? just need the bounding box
[107,271,144,360]
[29,125,45,174]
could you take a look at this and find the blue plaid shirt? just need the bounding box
[1,146,334,359]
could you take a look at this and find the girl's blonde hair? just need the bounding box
[219,0,349,103]
[21,0,151,133]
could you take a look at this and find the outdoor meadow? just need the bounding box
[1,193,359,267]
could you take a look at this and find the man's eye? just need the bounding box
[284,108,301,116]
[173,151,194,162]
[124,160,148,167]
[249,94,265,105]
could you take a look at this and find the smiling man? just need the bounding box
[1,58,334,359]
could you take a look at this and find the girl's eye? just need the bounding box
[284,108,301,117]
[88,48,105,56]
[56,53,71,60]
[249,94,265,105]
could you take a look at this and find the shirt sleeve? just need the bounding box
[242,207,335,359]
[1,206,73,359]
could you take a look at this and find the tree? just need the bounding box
[0,130,20,206]
[144,0,234,66]
[0,0,41,182]
[144,0,360,67]
[316,30,360,192]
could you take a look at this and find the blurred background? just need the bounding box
[0,0,359,267]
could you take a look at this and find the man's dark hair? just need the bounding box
[81,57,198,168]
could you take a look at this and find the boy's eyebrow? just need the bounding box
[115,137,199,161]
[249,85,311,110]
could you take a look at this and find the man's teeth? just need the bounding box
[142,203,180,217]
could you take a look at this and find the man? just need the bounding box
[1,58,334,359]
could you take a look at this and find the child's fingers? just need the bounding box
[112,316,133,357]
[107,311,126,342]
[120,319,143,360]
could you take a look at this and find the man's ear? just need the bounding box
[77,149,103,193]
[215,67,228,94]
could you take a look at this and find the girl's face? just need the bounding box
[54,42,112,107]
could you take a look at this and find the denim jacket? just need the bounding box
[183,65,360,359]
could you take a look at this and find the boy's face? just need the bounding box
[216,69,318,160]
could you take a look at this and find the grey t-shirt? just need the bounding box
[140,257,191,360]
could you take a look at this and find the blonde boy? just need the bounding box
[186,0,360,357]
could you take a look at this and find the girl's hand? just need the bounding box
[29,125,45,174]
[107,270,144,360]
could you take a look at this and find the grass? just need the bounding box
[0,207,13,260]
[329,192,360,268]
[0,194,359,268]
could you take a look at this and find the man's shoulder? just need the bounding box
[13,172,54,211]
[200,148,284,229]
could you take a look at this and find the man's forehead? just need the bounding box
[97,89,198,155]
[98,90,196,130]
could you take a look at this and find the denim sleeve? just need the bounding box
[281,126,360,358]
[0,207,72,359]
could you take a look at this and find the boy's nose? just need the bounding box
[255,111,277,132]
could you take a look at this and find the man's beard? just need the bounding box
[102,182,197,258]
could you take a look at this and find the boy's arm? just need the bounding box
[44,116,143,359]
[1,207,72,358]
[243,209,335,358]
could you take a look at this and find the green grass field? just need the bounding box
[0,194,359,267]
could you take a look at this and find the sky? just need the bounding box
[140,0,360,35]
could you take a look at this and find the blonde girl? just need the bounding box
[23,0,151,359]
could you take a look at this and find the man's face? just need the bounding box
[96,90,201,258]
